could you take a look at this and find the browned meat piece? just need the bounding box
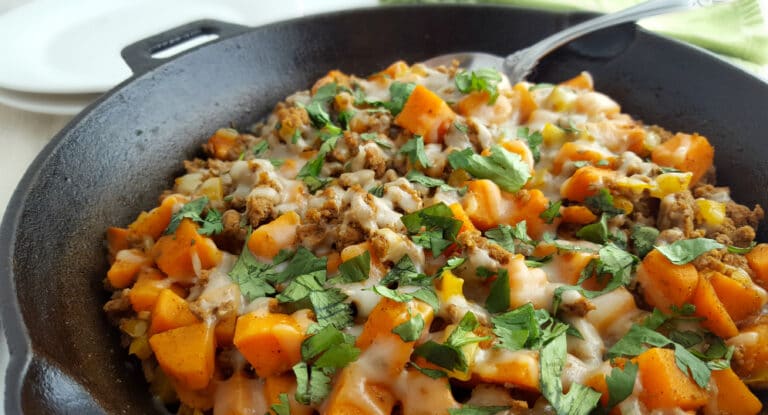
[246,195,275,227]
[656,191,698,236]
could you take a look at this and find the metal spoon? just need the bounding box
[424,0,692,83]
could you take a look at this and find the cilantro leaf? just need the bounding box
[485,268,510,313]
[400,135,430,167]
[228,244,278,301]
[372,285,439,310]
[727,241,756,254]
[540,200,561,224]
[673,343,711,388]
[585,189,624,217]
[270,393,291,415]
[631,225,659,258]
[270,158,286,167]
[386,82,416,115]
[401,203,462,257]
[448,406,510,415]
[368,184,384,197]
[406,170,460,193]
[414,312,487,372]
[409,362,448,379]
[314,342,360,369]
[455,68,502,104]
[338,109,355,130]
[517,126,543,163]
[447,145,531,193]
[296,134,339,192]
[332,251,370,284]
[305,101,332,129]
[380,255,431,287]
[657,238,724,265]
[540,333,601,415]
[491,303,539,351]
[313,82,339,103]
[454,121,469,133]
[197,208,223,236]
[360,132,392,149]
[576,214,609,244]
[293,363,333,405]
[411,287,440,310]
[605,361,638,408]
[309,288,353,330]
[485,221,535,254]
[252,140,269,156]
[392,314,425,342]
[166,196,210,235]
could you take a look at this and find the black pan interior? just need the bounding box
[2,5,767,414]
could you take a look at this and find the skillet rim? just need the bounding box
[2,4,767,413]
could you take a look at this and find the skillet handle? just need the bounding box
[121,19,250,75]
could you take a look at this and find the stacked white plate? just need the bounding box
[0,0,376,114]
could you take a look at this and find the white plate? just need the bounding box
[0,87,100,115]
[0,0,375,95]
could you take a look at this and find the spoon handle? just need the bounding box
[503,0,692,81]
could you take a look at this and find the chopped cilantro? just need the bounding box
[485,221,534,254]
[584,189,624,217]
[392,314,425,342]
[305,101,332,129]
[447,145,531,193]
[400,135,430,167]
[360,132,392,149]
[414,312,488,372]
[529,83,555,91]
[485,268,510,313]
[312,82,339,104]
[293,362,333,405]
[540,333,602,415]
[492,304,568,351]
[455,68,502,104]
[228,242,279,301]
[656,238,724,265]
[604,361,638,409]
[165,196,222,236]
[454,121,469,133]
[517,126,543,163]
[270,393,291,415]
[630,225,659,258]
[380,255,431,287]
[372,285,439,310]
[409,361,448,379]
[406,170,461,193]
[401,203,462,257]
[368,184,385,197]
[270,158,286,167]
[252,140,269,156]
[575,214,609,244]
[386,82,416,115]
[540,200,562,224]
[332,251,370,284]
[338,109,355,130]
[727,241,756,254]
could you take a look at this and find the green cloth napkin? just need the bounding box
[381,0,768,71]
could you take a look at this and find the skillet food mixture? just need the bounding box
[104,61,768,415]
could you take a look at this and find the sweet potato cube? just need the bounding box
[394,84,455,143]
[107,248,151,289]
[651,133,714,186]
[691,276,738,339]
[233,312,305,378]
[149,289,200,334]
[149,322,215,390]
[636,249,699,313]
[637,348,707,411]
[247,211,300,259]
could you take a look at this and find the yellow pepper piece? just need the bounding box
[614,177,654,194]
[198,177,223,201]
[542,123,566,146]
[436,270,464,304]
[649,172,692,198]
[613,196,634,215]
[696,198,726,226]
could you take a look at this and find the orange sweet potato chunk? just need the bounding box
[149,289,200,334]
[651,133,714,186]
[636,249,699,313]
[637,348,707,411]
[247,211,301,259]
[149,322,215,391]
[394,84,455,143]
[691,276,738,339]
[233,312,305,378]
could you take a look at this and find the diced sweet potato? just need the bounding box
[128,195,179,240]
[636,249,699,313]
[560,71,594,90]
[637,348,707,411]
[462,179,503,231]
[456,91,512,125]
[107,248,151,289]
[149,289,200,334]
[394,84,455,143]
[128,268,181,312]
[651,133,714,186]
[500,189,551,240]
[449,202,477,234]
[560,166,615,202]
[151,218,222,281]
[708,272,765,324]
[706,368,762,415]
[691,276,738,339]
[323,363,397,415]
[233,312,305,378]
[149,322,216,390]
[513,83,538,123]
[214,314,237,347]
[745,243,768,290]
[340,241,386,280]
[472,348,540,391]
[560,205,598,225]
[552,142,616,175]
[106,227,130,264]
[399,369,460,413]
[213,372,266,415]
[247,211,300,260]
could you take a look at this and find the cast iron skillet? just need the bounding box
[2,5,767,414]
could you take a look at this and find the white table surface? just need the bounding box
[1,0,768,413]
